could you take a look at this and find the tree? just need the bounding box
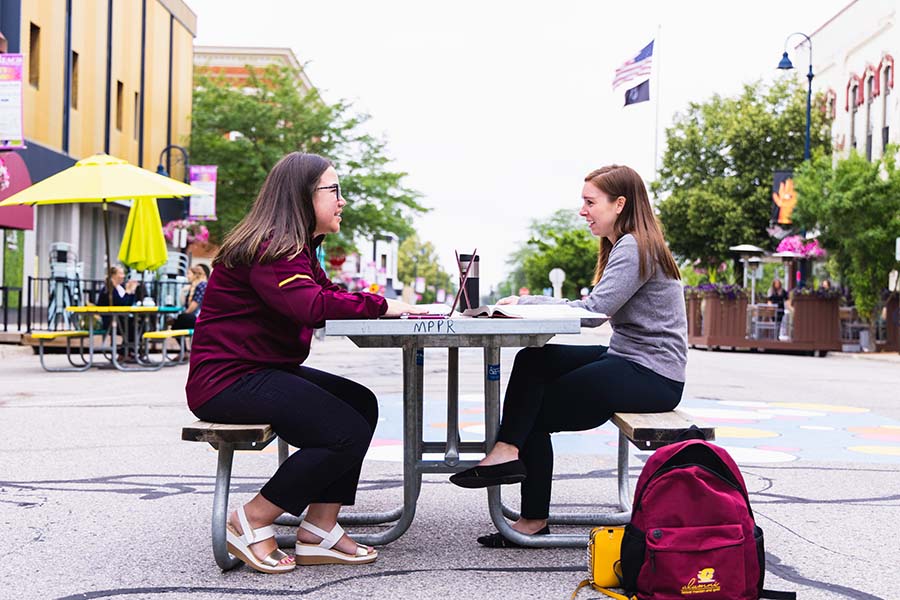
[190,65,427,250]
[499,209,598,299]
[793,148,900,321]
[397,234,453,304]
[654,78,833,278]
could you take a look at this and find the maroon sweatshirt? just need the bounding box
[185,239,387,411]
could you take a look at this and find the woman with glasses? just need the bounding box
[449,165,688,548]
[186,152,425,573]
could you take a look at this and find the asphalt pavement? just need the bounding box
[0,325,898,600]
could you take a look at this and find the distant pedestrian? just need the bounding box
[450,164,687,548]
[171,265,207,330]
[185,152,425,573]
[768,278,788,329]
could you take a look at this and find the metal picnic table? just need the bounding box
[322,315,616,548]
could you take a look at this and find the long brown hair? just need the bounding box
[586,165,680,284]
[214,152,331,268]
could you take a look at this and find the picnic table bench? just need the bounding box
[183,408,714,568]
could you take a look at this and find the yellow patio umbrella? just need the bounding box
[118,198,169,273]
[0,153,209,305]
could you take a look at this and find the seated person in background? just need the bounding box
[96,265,139,352]
[172,265,208,330]
[820,279,832,291]
[449,164,687,547]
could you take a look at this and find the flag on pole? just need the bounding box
[624,79,650,106]
[612,40,654,91]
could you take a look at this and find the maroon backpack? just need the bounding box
[619,436,796,600]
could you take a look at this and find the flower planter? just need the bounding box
[790,296,840,345]
[687,293,748,348]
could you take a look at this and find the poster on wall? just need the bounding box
[0,54,26,151]
[188,165,217,220]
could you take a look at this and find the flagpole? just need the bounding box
[653,23,662,179]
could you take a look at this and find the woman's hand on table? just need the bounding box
[384,298,430,317]
[496,295,520,305]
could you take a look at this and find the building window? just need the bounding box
[116,80,124,131]
[133,92,139,140]
[866,76,874,161]
[71,51,79,109]
[883,67,892,153]
[28,23,40,88]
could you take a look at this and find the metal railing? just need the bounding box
[25,276,185,332]
[0,286,23,332]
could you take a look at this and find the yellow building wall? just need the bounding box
[18,0,195,165]
[69,0,110,159]
[21,0,65,149]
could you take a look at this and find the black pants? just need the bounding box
[172,312,197,330]
[192,367,378,516]
[496,344,684,519]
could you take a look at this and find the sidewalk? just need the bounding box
[1,330,898,599]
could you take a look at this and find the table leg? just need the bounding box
[346,343,421,546]
[445,347,460,466]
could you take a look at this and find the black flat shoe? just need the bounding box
[477,525,551,548]
[449,460,527,489]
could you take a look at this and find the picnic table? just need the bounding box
[322,316,584,546]
[49,305,185,371]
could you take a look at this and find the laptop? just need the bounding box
[397,248,476,319]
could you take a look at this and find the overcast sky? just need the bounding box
[187,0,850,290]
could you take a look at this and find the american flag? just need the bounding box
[612,40,654,91]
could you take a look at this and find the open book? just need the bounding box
[461,304,607,320]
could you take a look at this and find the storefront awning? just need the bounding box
[0,151,34,230]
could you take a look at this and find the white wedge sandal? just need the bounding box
[294,520,378,565]
[225,506,295,574]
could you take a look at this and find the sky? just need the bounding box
[186,0,851,290]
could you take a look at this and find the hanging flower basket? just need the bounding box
[776,235,826,259]
[163,219,210,245]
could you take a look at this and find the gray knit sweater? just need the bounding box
[518,233,687,382]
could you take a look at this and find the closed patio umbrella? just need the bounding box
[0,153,209,305]
[118,198,169,273]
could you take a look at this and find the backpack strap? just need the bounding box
[760,590,797,600]
[570,580,634,600]
[674,424,710,442]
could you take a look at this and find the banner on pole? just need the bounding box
[0,54,26,150]
[189,165,217,220]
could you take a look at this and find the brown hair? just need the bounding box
[585,165,680,284]
[214,152,332,268]
[189,265,207,278]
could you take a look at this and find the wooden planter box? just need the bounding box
[790,296,840,346]
[878,294,899,352]
[687,293,748,348]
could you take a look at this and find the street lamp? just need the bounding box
[777,32,814,161]
[156,144,191,223]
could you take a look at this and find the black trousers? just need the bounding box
[496,344,684,519]
[193,367,378,516]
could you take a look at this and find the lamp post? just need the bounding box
[777,32,813,161]
[156,144,190,221]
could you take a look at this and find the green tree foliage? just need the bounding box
[190,65,426,249]
[793,148,900,319]
[397,234,453,303]
[654,78,832,277]
[499,209,598,299]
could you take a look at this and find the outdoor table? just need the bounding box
[748,303,779,339]
[65,305,180,371]
[323,315,599,548]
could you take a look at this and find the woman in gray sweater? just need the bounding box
[450,164,688,547]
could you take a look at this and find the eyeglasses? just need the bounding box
[314,183,342,200]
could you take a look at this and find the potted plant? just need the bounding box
[684,283,749,346]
